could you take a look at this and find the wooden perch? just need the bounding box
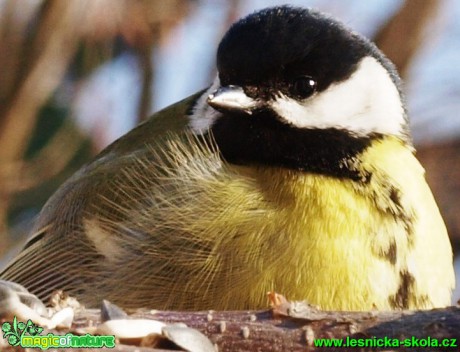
[4,295,458,352]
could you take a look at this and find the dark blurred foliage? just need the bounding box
[0,0,195,258]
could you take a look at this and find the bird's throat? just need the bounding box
[209,111,381,181]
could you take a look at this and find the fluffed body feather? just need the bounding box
[2,100,453,310]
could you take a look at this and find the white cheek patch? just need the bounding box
[189,76,223,134]
[270,57,405,137]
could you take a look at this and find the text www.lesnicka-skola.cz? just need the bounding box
[314,336,458,349]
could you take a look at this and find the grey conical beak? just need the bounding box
[207,86,260,114]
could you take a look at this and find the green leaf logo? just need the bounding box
[2,317,44,347]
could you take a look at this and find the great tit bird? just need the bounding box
[1,6,455,311]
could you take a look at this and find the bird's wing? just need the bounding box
[0,91,205,302]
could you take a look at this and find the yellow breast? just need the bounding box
[92,135,453,310]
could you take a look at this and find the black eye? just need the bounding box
[291,76,317,99]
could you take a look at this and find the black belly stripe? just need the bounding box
[389,270,415,309]
[377,239,397,265]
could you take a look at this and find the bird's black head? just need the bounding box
[190,6,409,179]
[217,6,400,98]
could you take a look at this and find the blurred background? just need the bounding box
[0,0,459,303]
